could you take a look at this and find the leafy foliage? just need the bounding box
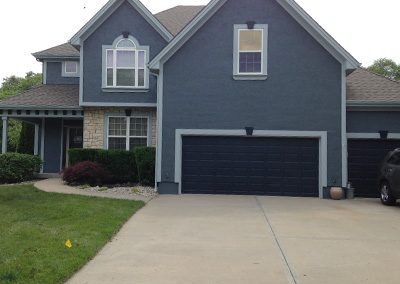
[0,71,42,99]
[18,123,35,154]
[367,58,400,81]
[0,153,42,183]
[68,149,138,183]
[62,161,111,186]
[134,147,156,186]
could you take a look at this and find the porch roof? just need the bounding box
[0,85,80,110]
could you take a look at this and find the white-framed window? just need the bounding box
[233,24,268,80]
[62,61,80,77]
[103,35,149,89]
[107,116,148,151]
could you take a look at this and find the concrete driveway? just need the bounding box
[68,195,400,284]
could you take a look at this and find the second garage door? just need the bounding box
[348,139,400,198]
[182,136,319,196]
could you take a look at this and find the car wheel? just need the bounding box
[380,182,396,206]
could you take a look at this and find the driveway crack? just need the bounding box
[255,196,297,284]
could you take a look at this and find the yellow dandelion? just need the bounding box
[65,239,72,249]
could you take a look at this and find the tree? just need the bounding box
[0,72,42,99]
[0,72,42,153]
[367,58,400,81]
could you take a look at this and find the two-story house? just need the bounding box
[1,0,400,198]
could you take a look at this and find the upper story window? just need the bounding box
[233,24,268,80]
[62,61,80,77]
[103,35,149,90]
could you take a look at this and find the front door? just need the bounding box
[64,127,83,168]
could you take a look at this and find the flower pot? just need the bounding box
[330,187,344,200]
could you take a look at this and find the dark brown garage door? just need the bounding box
[348,139,400,198]
[182,136,319,196]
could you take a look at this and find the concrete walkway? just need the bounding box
[67,195,400,284]
[34,179,152,202]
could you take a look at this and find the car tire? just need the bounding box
[380,182,396,206]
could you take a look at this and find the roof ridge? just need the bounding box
[155,5,205,15]
[360,67,400,85]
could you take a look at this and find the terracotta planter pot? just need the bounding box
[330,187,344,200]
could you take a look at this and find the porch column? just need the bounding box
[2,117,8,154]
[34,123,39,155]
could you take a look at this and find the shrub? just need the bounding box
[0,153,42,183]
[68,149,137,183]
[62,161,111,186]
[134,147,155,186]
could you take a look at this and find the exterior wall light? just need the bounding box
[245,127,254,136]
[379,130,389,139]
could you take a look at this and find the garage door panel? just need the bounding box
[348,139,400,198]
[182,136,319,196]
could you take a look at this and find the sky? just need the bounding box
[0,0,399,83]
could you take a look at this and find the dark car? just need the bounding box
[379,149,400,205]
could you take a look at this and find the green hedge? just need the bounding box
[134,147,156,186]
[0,153,42,183]
[68,149,137,183]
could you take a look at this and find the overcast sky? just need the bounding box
[0,0,399,83]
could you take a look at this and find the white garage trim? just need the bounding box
[347,133,400,139]
[175,129,328,198]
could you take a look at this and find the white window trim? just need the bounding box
[106,115,150,151]
[233,24,268,81]
[102,35,150,90]
[62,61,80,77]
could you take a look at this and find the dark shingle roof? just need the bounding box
[155,6,205,36]
[347,68,400,105]
[32,43,80,60]
[33,6,203,59]
[0,85,80,109]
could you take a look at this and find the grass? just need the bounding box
[0,185,145,284]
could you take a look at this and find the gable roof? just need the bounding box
[0,85,80,110]
[70,0,173,45]
[347,68,400,106]
[32,43,79,60]
[149,0,360,70]
[155,6,205,36]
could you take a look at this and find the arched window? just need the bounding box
[103,35,149,89]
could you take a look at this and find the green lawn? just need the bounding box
[0,185,145,284]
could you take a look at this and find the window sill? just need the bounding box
[102,88,149,93]
[233,74,268,81]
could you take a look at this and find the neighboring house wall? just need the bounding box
[347,111,400,133]
[160,0,343,193]
[45,62,79,85]
[82,0,167,104]
[83,107,157,149]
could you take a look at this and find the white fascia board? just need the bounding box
[70,0,173,46]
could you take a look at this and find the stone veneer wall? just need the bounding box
[83,107,157,149]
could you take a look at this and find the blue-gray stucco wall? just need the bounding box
[82,0,167,104]
[46,62,79,85]
[43,118,62,173]
[347,111,400,133]
[159,0,343,193]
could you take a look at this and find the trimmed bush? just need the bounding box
[134,147,155,186]
[0,153,42,183]
[68,149,137,183]
[62,161,111,186]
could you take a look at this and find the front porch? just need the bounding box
[0,85,83,173]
